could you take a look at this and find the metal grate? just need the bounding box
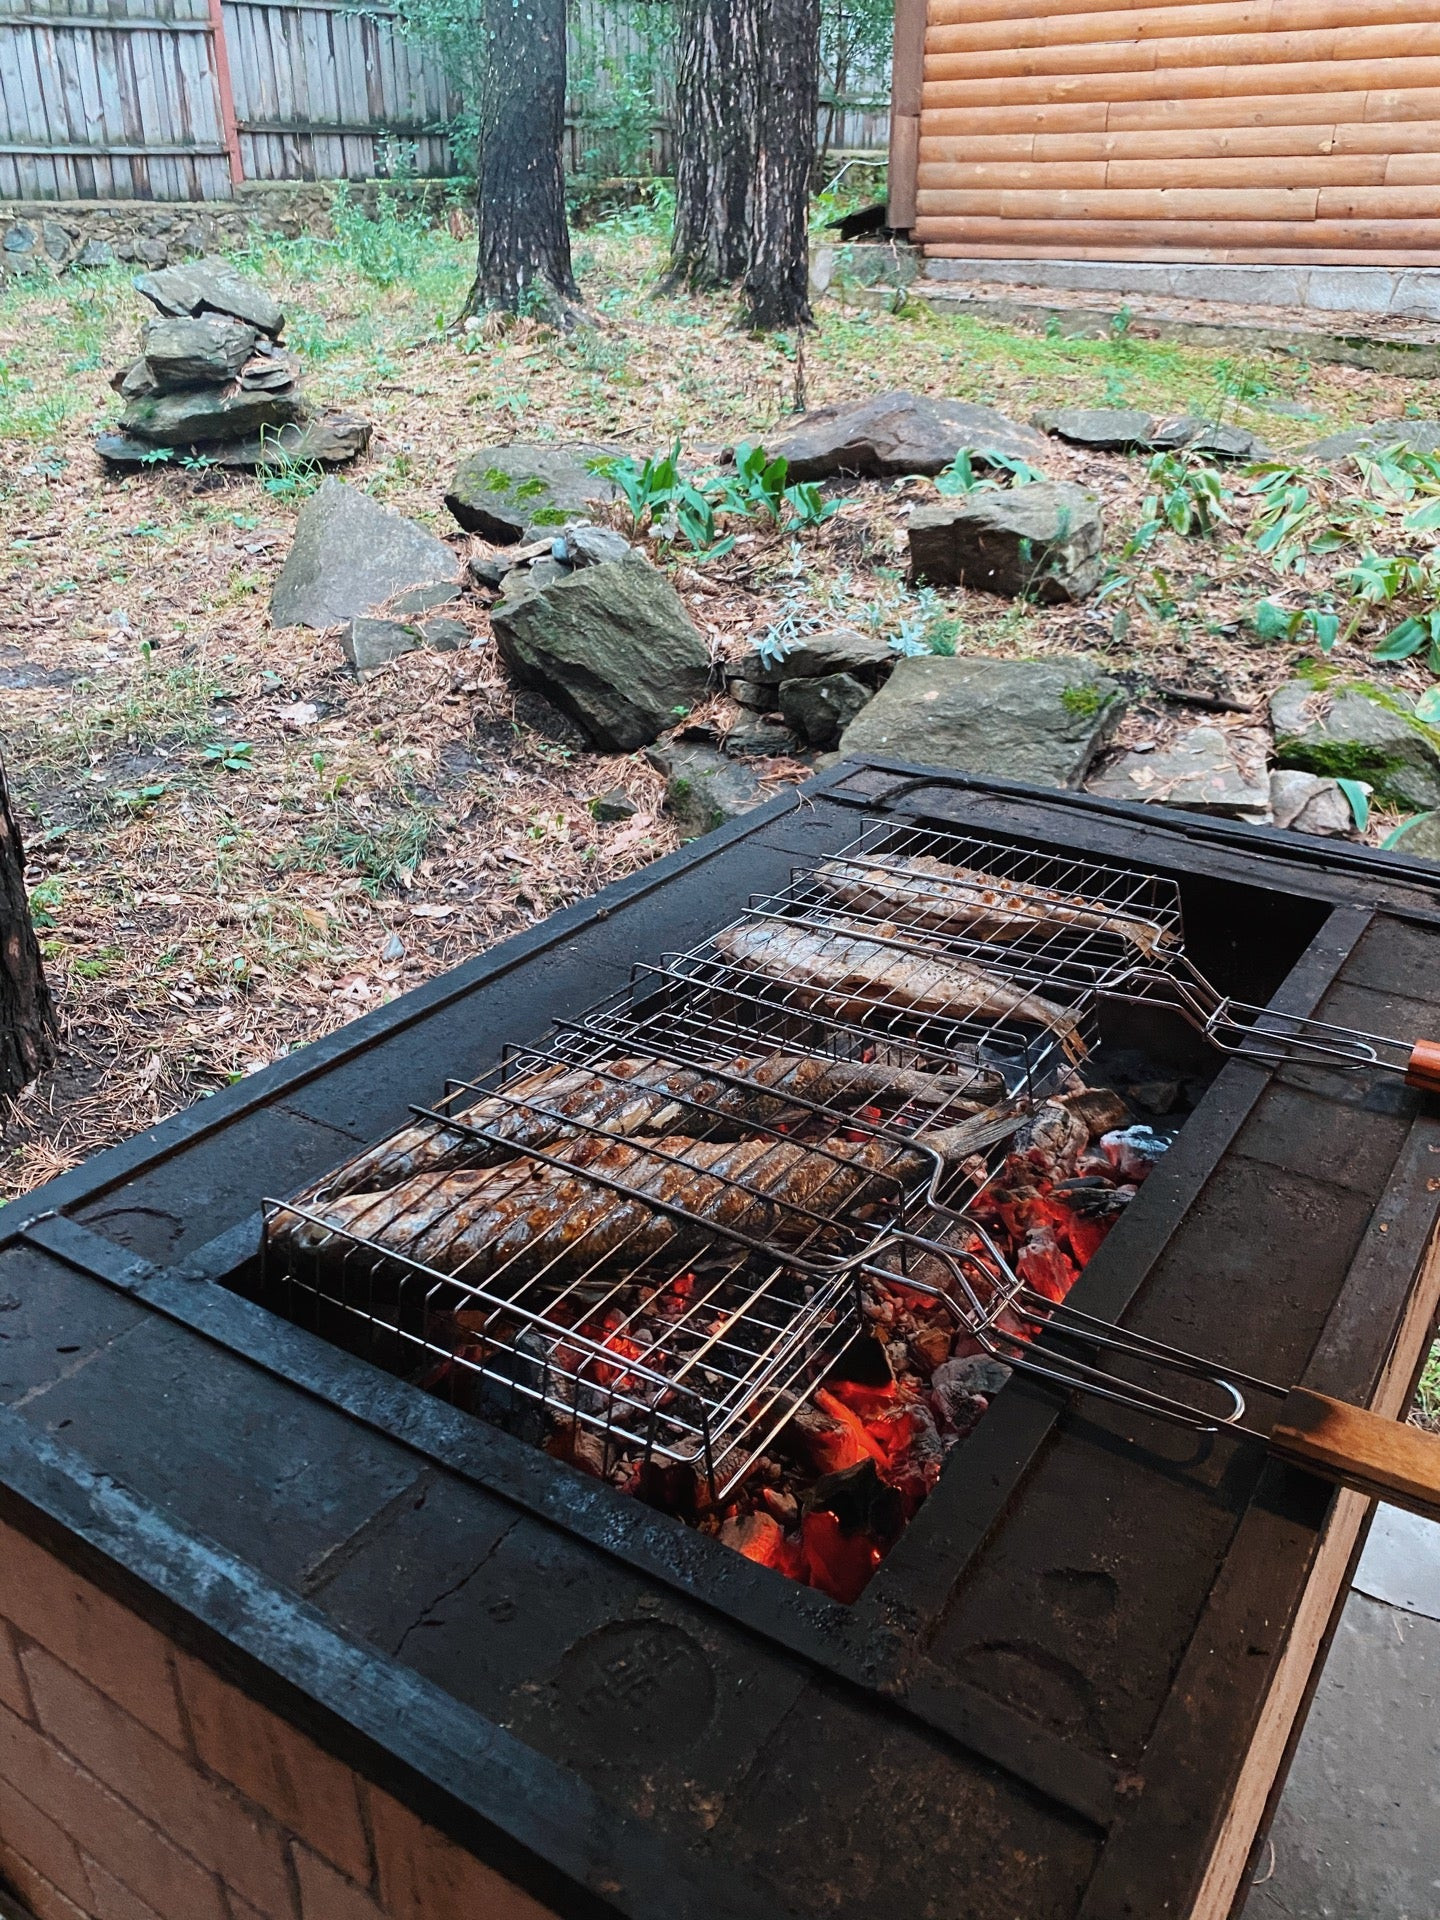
[262,819,1124,1497]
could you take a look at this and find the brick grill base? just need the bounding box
[0,1520,550,1920]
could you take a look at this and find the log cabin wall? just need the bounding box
[891,0,1440,264]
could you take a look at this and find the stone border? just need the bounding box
[0,178,468,278]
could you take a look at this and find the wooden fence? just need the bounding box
[0,0,891,200]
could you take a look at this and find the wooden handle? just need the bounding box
[1406,1039,1440,1092]
[1270,1387,1440,1521]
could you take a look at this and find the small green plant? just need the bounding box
[71,945,122,982]
[1251,599,1340,652]
[201,740,253,773]
[935,448,1044,496]
[27,876,63,928]
[113,779,171,812]
[291,805,437,895]
[1375,610,1440,671]
[1130,451,1229,547]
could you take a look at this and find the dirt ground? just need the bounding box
[4,201,1440,1211]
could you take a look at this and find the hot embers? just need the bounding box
[701,1092,1165,1602]
[451,1087,1168,1607]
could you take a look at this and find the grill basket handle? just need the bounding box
[1405,1040,1440,1093]
[1270,1386,1440,1522]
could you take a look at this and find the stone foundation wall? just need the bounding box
[0,181,468,279]
[0,1515,550,1920]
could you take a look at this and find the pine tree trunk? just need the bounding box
[744,0,820,332]
[667,0,759,291]
[0,761,55,1102]
[468,0,578,322]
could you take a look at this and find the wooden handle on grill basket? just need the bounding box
[1270,1387,1440,1522]
[1405,1039,1440,1093]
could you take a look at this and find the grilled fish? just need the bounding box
[272,1109,1025,1294]
[317,1048,1006,1199]
[713,917,1086,1055]
[814,854,1170,957]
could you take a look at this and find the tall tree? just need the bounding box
[467,0,579,322]
[0,760,55,1102]
[745,0,821,331]
[667,0,759,291]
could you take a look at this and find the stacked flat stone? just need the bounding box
[96,257,370,472]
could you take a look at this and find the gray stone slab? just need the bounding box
[270,478,458,631]
[1239,1591,1440,1920]
[1354,1506,1440,1621]
[837,654,1123,789]
[1089,726,1271,818]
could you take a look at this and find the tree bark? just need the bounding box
[467,0,578,322]
[0,760,55,1102]
[744,0,821,331]
[667,0,760,291]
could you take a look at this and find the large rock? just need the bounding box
[445,444,622,543]
[744,625,895,687]
[133,257,284,336]
[1388,811,1440,860]
[837,656,1123,788]
[1302,420,1440,462]
[142,316,257,389]
[908,484,1104,602]
[95,413,370,471]
[1032,407,1159,452]
[491,552,711,752]
[648,740,769,835]
[1269,769,1356,837]
[1270,679,1440,810]
[1088,726,1270,818]
[779,672,872,747]
[270,479,459,631]
[771,391,1048,482]
[1152,417,1273,462]
[117,382,303,447]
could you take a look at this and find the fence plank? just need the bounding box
[0,0,890,200]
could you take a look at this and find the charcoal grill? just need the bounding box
[7,758,1440,1920]
[263,846,1085,1499]
[262,808,1440,1523]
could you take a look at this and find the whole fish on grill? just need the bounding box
[712,916,1086,1056]
[271,1108,1026,1295]
[316,1048,1007,1199]
[814,854,1170,956]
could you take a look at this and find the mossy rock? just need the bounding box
[444,442,622,543]
[1269,680,1440,810]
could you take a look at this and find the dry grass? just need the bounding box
[3,203,1440,1199]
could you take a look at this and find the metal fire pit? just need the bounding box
[3,757,1440,1920]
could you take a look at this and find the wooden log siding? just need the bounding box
[908,0,1440,262]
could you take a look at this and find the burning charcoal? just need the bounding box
[1052,1176,1133,1220]
[1054,1086,1132,1136]
[1017,1225,1077,1302]
[544,1424,610,1480]
[1128,1080,1182,1116]
[804,1457,904,1543]
[930,1354,1012,1436]
[760,1486,799,1528]
[629,1457,711,1521]
[1025,1101,1090,1171]
[796,1509,881,1604]
[788,1399,873,1476]
[720,1511,787,1567]
[906,1323,952,1374]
